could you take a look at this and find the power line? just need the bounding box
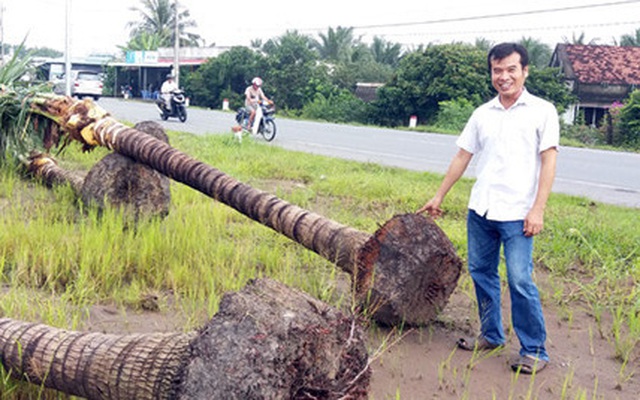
[383,20,640,42]
[346,0,640,31]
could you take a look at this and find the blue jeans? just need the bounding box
[467,210,549,361]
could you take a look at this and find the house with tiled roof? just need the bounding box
[550,44,640,125]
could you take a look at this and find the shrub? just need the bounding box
[433,98,476,133]
[617,90,640,150]
[300,90,370,124]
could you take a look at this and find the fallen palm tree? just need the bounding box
[25,120,172,220]
[0,278,370,399]
[25,94,462,327]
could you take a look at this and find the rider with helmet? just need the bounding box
[244,77,271,130]
[160,74,179,110]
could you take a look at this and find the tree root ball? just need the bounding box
[178,278,371,399]
[80,121,171,219]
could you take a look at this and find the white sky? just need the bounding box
[2,0,640,58]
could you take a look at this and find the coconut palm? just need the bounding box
[313,26,359,63]
[127,0,202,48]
[370,36,403,68]
[23,95,461,327]
[518,37,552,68]
[620,28,640,46]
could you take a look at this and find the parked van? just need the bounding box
[53,70,104,100]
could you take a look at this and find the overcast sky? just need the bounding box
[3,0,640,57]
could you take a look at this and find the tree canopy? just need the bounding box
[125,0,202,51]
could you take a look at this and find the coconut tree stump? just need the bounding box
[80,121,171,219]
[30,98,463,326]
[26,120,171,220]
[0,278,370,399]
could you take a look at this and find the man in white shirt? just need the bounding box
[160,74,178,110]
[418,42,558,375]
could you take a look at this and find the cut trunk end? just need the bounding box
[355,213,463,326]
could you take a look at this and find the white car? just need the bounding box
[72,71,104,100]
[53,70,104,100]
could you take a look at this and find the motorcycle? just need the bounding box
[234,101,277,141]
[157,90,187,122]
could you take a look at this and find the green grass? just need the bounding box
[0,130,639,398]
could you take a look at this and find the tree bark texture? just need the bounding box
[90,117,369,274]
[25,151,85,193]
[0,278,370,399]
[31,99,463,326]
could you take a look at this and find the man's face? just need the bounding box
[490,52,528,101]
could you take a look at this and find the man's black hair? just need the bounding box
[487,42,529,73]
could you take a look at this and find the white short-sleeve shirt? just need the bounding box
[456,89,559,221]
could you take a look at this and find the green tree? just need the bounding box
[617,90,640,149]
[373,43,489,127]
[312,26,358,63]
[474,38,494,52]
[183,46,265,109]
[370,36,403,68]
[262,31,323,110]
[562,32,599,45]
[525,66,576,114]
[119,31,167,52]
[620,28,640,46]
[518,37,552,68]
[127,0,202,49]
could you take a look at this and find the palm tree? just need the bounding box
[127,0,202,48]
[518,37,552,68]
[370,36,403,68]
[313,26,358,63]
[474,37,494,52]
[0,278,370,399]
[119,31,168,52]
[25,95,462,327]
[620,28,640,46]
[562,32,599,45]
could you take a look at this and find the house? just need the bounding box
[108,46,230,99]
[354,82,384,103]
[550,44,640,126]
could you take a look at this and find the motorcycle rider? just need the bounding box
[160,74,179,111]
[244,77,271,131]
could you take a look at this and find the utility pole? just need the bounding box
[173,0,180,86]
[64,0,72,96]
[0,2,5,66]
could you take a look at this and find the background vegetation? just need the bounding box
[12,0,640,150]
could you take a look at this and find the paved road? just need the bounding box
[98,97,640,208]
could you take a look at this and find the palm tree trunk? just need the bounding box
[0,318,193,399]
[29,97,462,326]
[0,278,369,399]
[25,152,85,192]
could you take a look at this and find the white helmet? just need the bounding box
[251,77,263,87]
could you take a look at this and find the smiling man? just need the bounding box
[417,42,559,375]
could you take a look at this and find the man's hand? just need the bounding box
[417,197,444,218]
[523,208,544,237]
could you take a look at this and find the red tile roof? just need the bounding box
[559,44,640,85]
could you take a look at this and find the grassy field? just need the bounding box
[0,130,638,398]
